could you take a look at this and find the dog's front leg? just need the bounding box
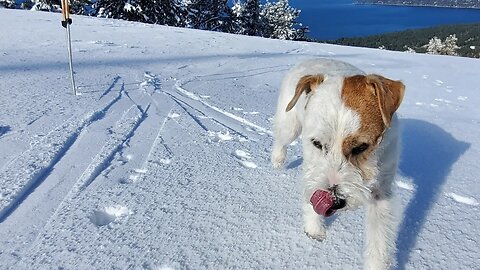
[303,202,326,241]
[364,197,398,270]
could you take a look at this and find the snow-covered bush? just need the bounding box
[404,46,416,53]
[425,34,460,56]
[443,34,460,55]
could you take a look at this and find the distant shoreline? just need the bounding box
[354,2,480,10]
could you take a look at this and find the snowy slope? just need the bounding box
[0,8,479,270]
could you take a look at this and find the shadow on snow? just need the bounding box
[395,118,469,269]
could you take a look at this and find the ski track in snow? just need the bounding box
[0,87,125,221]
[79,104,146,190]
[174,80,271,136]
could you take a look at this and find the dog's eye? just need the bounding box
[311,139,323,150]
[352,143,369,156]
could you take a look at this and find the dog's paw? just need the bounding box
[271,146,286,168]
[304,224,326,241]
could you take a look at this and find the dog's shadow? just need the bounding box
[395,119,470,269]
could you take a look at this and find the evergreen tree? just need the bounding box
[0,0,16,8]
[185,0,229,31]
[21,0,34,9]
[228,1,245,34]
[242,0,260,36]
[70,0,94,15]
[259,0,306,40]
[33,0,61,11]
[227,0,261,36]
[97,0,186,26]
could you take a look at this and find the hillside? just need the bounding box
[0,8,479,270]
[330,23,480,58]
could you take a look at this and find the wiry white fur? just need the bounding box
[271,59,401,270]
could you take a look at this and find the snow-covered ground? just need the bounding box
[1,8,479,270]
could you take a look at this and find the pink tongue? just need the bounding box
[310,190,335,217]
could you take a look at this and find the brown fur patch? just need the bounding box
[366,75,405,127]
[340,74,404,173]
[286,74,324,112]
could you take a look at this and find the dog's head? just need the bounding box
[287,74,405,210]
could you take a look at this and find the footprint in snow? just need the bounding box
[90,205,131,226]
[168,112,180,118]
[434,98,451,104]
[233,149,258,169]
[434,80,444,86]
[208,131,233,142]
[445,192,479,206]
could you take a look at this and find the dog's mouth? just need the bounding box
[310,189,346,217]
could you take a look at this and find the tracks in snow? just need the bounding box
[0,75,174,267]
[0,86,124,221]
[157,79,270,143]
[0,71,272,267]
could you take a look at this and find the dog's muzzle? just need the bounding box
[310,187,346,217]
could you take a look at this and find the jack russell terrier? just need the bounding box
[271,59,405,270]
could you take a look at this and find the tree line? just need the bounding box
[0,0,308,41]
[329,23,480,58]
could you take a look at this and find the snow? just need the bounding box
[0,8,479,270]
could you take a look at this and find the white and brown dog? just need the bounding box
[271,59,405,270]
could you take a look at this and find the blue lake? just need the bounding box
[289,0,480,40]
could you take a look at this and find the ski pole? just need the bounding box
[61,0,77,96]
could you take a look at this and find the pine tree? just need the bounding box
[227,0,261,36]
[228,1,245,34]
[259,0,305,40]
[185,0,229,31]
[96,0,186,26]
[242,0,260,36]
[21,0,34,9]
[70,0,94,15]
[0,0,16,8]
[33,0,61,11]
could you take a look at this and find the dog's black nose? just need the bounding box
[331,197,346,210]
[328,185,346,210]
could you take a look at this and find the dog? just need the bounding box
[271,59,405,270]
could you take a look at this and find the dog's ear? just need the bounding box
[286,74,324,112]
[366,75,405,127]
